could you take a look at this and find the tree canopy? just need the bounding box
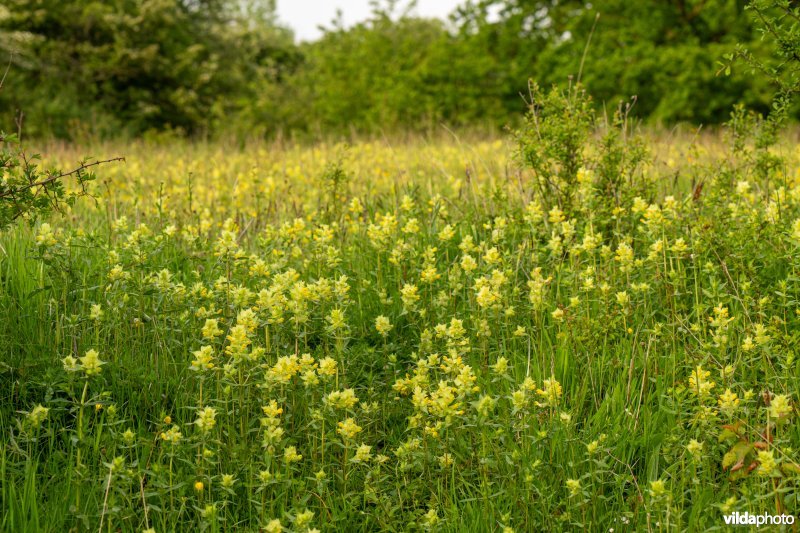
[0,0,782,139]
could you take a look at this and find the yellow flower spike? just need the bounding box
[283,446,302,464]
[375,315,393,337]
[79,349,105,376]
[649,479,667,498]
[686,439,703,459]
[566,479,581,497]
[352,444,372,463]
[337,418,362,440]
[194,407,217,433]
[264,518,282,533]
[688,365,714,397]
[27,405,49,428]
[326,389,359,409]
[717,389,740,413]
[295,509,314,529]
[756,450,779,476]
[491,356,509,375]
[769,394,792,420]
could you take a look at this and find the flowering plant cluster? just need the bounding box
[3,128,800,531]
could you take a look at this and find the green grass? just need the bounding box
[1,133,800,532]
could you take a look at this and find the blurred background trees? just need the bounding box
[0,0,783,139]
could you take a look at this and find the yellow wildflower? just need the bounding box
[337,417,362,440]
[79,349,105,376]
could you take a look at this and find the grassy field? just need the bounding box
[1,130,799,532]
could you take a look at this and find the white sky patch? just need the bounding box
[276,0,466,42]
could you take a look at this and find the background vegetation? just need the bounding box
[0,0,782,139]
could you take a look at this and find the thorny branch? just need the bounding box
[0,156,125,199]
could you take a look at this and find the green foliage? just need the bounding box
[0,0,792,139]
[726,103,785,182]
[515,82,649,221]
[466,0,771,124]
[319,151,351,221]
[723,1,800,140]
[514,82,594,212]
[0,0,296,137]
[268,5,514,136]
[594,105,649,204]
[0,132,121,231]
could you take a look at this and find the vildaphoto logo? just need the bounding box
[723,512,795,527]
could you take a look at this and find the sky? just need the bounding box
[275,0,466,42]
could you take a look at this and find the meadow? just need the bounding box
[1,117,800,532]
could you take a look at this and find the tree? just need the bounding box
[0,0,296,137]
[455,0,773,124]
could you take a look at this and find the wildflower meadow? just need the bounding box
[3,1,800,531]
[3,87,800,532]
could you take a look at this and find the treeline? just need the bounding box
[0,0,778,139]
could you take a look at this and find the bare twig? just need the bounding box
[15,110,23,140]
[577,13,600,85]
[0,53,12,92]
[98,464,114,533]
[140,475,150,530]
